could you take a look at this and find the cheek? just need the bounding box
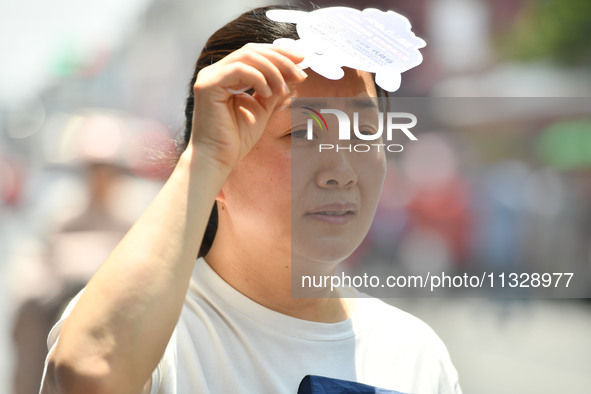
[255,145,291,196]
[357,153,387,203]
[226,143,292,210]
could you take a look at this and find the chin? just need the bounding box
[291,240,359,269]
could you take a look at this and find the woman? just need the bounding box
[41,6,461,394]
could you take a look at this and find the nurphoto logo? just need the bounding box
[303,106,418,152]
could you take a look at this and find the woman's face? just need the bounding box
[220,69,386,265]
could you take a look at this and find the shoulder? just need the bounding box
[350,296,461,393]
[355,297,458,365]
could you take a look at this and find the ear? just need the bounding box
[216,187,226,203]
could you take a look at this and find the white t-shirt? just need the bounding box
[43,258,462,394]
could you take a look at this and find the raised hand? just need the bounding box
[189,43,308,170]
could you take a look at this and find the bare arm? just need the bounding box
[42,44,306,394]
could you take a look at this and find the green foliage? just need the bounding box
[500,0,591,65]
[537,120,591,170]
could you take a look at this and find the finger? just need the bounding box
[257,43,307,64]
[225,49,291,96]
[216,62,273,98]
[224,43,307,86]
[249,45,308,84]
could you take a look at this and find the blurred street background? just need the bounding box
[1,0,590,393]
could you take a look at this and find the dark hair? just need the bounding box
[183,5,304,257]
[182,5,388,257]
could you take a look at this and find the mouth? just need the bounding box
[306,203,357,224]
[312,211,354,216]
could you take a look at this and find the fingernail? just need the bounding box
[227,87,249,95]
[296,65,308,79]
[283,82,291,95]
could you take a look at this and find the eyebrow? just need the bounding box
[276,98,379,111]
[275,100,327,111]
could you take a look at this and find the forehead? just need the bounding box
[267,69,378,132]
[292,68,377,99]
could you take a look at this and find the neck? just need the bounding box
[205,226,353,323]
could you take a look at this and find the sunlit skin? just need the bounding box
[206,69,386,321]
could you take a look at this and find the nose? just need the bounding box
[315,149,358,189]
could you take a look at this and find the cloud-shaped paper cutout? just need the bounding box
[267,7,426,92]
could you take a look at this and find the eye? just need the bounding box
[290,129,309,139]
[289,129,320,140]
[352,126,379,139]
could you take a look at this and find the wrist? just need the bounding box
[178,145,233,180]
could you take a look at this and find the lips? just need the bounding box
[306,203,357,224]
